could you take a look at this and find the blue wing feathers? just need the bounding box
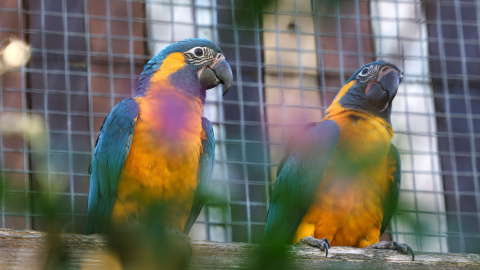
[183,117,215,234]
[87,98,139,234]
[263,120,340,244]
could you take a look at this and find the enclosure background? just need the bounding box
[0,0,479,254]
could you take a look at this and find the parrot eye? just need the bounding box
[359,67,370,76]
[194,48,204,57]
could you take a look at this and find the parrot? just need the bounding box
[86,38,232,238]
[263,60,414,260]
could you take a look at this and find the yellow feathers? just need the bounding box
[111,90,204,231]
[293,111,393,247]
[149,52,186,88]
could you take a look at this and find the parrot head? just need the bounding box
[136,38,233,102]
[329,60,403,124]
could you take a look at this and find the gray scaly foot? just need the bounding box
[366,240,415,261]
[299,236,330,257]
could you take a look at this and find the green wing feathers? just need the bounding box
[263,120,340,244]
[184,117,215,234]
[380,144,401,235]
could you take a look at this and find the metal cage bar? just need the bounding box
[0,0,478,253]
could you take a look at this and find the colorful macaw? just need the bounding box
[87,38,232,235]
[263,61,414,259]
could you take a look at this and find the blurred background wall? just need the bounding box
[0,0,479,254]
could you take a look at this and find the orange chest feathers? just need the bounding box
[294,112,394,247]
[111,90,204,230]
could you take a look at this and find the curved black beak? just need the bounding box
[199,59,233,96]
[366,68,400,111]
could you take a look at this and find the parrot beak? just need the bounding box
[199,56,233,96]
[365,66,400,112]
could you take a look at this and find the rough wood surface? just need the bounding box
[0,228,479,269]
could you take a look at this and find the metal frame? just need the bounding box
[0,0,479,253]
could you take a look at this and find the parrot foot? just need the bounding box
[366,241,415,261]
[298,236,330,257]
[167,229,193,258]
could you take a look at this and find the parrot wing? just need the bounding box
[380,143,401,235]
[183,117,215,234]
[263,120,340,244]
[275,122,318,177]
[87,98,139,234]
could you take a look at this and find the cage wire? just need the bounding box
[0,0,479,254]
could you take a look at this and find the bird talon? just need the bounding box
[408,246,415,261]
[366,241,414,261]
[398,244,415,261]
[167,229,193,258]
[324,238,331,248]
[299,236,330,257]
[322,242,329,257]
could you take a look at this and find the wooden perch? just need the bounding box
[0,228,478,269]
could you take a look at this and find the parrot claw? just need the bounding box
[167,229,193,258]
[366,241,415,261]
[299,236,330,257]
[396,242,415,261]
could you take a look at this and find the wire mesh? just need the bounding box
[0,0,479,254]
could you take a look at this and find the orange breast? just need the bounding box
[110,89,204,231]
[293,111,393,247]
